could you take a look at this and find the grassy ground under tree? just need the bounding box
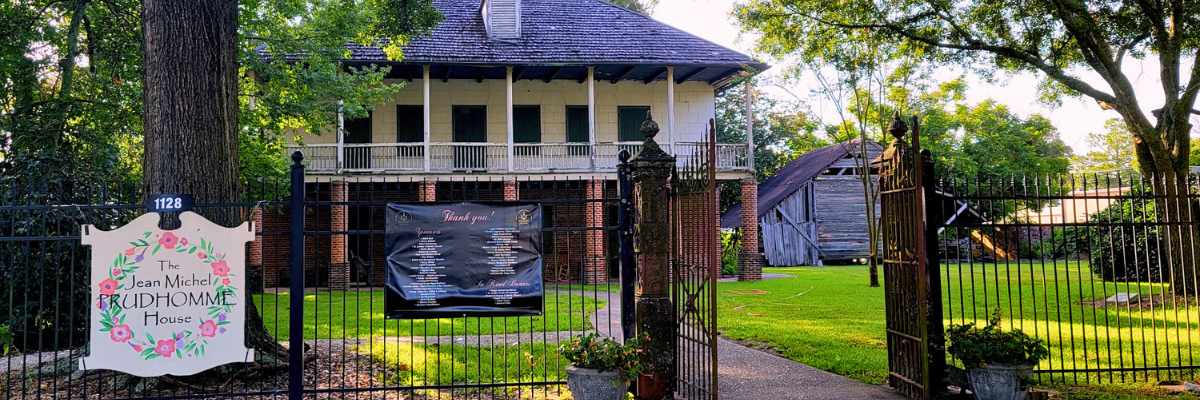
[254,289,603,340]
[717,265,1200,397]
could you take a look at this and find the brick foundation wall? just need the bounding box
[738,177,762,281]
[352,182,420,287]
[503,179,519,201]
[519,181,588,283]
[329,180,350,290]
[419,179,436,202]
[584,180,607,284]
[261,209,288,288]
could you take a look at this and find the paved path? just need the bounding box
[718,338,902,400]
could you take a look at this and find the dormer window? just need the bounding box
[482,0,521,40]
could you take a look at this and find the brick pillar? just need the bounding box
[503,178,519,201]
[419,179,437,202]
[584,180,607,284]
[738,177,762,281]
[330,180,350,289]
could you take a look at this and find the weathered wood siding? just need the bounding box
[813,176,878,260]
[760,182,819,265]
[812,144,882,261]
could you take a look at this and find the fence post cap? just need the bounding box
[291,151,304,164]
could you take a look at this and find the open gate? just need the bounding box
[879,115,945,400]
[670,122,720,400]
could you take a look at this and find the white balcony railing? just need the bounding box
[285,141,750,174]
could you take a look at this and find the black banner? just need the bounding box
[384,202,543,318]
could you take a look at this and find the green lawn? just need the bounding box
[364,341,566,387]
[942,260,1200,384]
[254,289,604,340]
[717,266,891,384]
[716,265,1200,389]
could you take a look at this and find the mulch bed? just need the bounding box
[1,342,566,400]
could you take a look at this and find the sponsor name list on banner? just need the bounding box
[80,212,254,377]
[384,202,543,318]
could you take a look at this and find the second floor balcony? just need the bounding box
[287,141,751,174]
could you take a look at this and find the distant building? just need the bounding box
[721,141,883,266]
[266,0,766,287]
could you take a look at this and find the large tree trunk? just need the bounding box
[1131,119,1198,298]
[141,0,287,362]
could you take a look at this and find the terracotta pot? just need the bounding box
[636,373,669,400]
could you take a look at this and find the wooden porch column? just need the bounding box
[666,66,675,152]
[423,65,431,172]
[587,66,596,169]
[336,100,345,172]
[330,180,350,289]
[506,66,515,172]
[744,79,755,172]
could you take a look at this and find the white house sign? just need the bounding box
[80,211,254,377]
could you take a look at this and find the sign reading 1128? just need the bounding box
[147,194,194,213]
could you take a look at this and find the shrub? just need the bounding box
[947,312,1049,369]
[1,324,13,355]
[559,333,643,380]
[1087,188,1167,282]
[720,229,740,276]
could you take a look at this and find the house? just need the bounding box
[721,141,882,266]
[272,0,767,287]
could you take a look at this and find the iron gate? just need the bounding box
[670,123,720,400]
[1,160,626,399]
[879,115,945,400]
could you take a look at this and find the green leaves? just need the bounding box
[559,332,646,381]
[947,311,1050,369]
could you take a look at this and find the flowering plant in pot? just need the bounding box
[559,333,642,400]
[948,313,1050,400]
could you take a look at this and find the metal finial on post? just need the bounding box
[640,111,660,140]
[888,112,908,140]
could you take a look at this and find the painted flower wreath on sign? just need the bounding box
[96,230,237,360]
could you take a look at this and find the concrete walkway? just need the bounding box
[718,338,903,400]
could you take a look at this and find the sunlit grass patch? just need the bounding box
[255,289,603,340]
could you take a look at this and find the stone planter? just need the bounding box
[967,364,1034,400]
[566,366,627,400]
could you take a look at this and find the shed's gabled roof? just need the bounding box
[338,0,767,87]
[721,141,878,228]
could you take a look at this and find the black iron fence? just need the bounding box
[0,158,626,398]
[932,172,1200,385]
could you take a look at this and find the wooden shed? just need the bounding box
[722,141,883,265]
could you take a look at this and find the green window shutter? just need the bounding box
[395,105,423,142]
[513,106,541,143]
[344,111,372,144]
[452,106,487,142]
[565,106,589,143]
[618,106,650,142]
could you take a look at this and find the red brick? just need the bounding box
[329,180,350,290]
[738,177,762,281]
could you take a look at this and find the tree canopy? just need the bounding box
[1,0,440,198]
[736,0,1200,179]
[1072,118,1137,173]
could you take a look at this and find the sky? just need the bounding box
[649,0,1175,154]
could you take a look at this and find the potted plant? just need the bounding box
[948,313,1050,400]
[560,333,642,400]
